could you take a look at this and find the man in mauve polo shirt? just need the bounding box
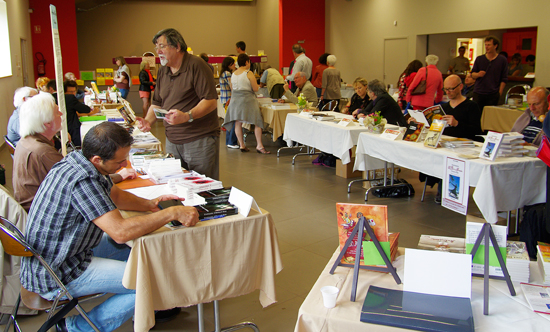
[137,28,220,179]
[470,35,508,113]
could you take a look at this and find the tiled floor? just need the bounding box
[1,122,482,331]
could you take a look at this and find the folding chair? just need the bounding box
[3,136,15,159]
[320,100,339,112]
[0,216,102,332]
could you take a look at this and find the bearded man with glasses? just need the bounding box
[136,28,220,179]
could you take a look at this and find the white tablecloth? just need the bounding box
[283,112,371,164]
[294,248,550,332]
[353,132,546,223]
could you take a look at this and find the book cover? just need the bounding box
[520,283,550,314]
[360,286,474,332]
[465,222,507,276]
[197,187,232,204]
[423,119,446,148]
[194,203,238,220]
[422,105,446,125]
[417,235,466,254]
[403,122,424,142]
[479,131,504,161]
[336,203,388,266]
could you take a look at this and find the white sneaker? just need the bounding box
[227,145,240,149]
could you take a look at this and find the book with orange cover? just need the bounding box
[336,203,388,266]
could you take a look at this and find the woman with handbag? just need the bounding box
[397,60,423,110]
[405,54,443,110]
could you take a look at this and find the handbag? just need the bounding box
[536,135,550,167]
[410,67,428,95]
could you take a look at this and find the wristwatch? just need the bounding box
[187,111,194,123]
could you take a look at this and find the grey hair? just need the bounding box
[327,55,337,66]
[13,87,38,108]
[19,93,57,137]
[294,71,305,79]
[292,44,304,54]
[425,54,439,66]
[153,28,188,52]
[367,79,387,97]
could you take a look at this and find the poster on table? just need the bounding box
[441,156,469,215]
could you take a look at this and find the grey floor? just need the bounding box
[1,121,494,331]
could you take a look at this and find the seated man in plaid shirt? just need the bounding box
[20,122,199,332]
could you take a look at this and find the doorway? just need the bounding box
[383,38,409,89]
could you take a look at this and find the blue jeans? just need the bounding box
[40,234,135,332]
[119,88,129,99]
[225,123,238,146]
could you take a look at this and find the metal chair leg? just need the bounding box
[421,181,428,202]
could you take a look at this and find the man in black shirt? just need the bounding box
[441,75,483,140]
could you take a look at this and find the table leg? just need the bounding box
[291,146,319,165]
[197,303,205,332]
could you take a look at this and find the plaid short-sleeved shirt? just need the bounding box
[219,71,232,105]
[20,151,117,293]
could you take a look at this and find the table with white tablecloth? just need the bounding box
[353,132,546,223]
[121,207,283,332]
[283,112,371,164]
[294,248,550,332]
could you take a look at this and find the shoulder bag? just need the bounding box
[410,67,428,95]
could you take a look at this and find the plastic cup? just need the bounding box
[320,286,339,308]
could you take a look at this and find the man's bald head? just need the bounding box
[527,86,550,118]
[443,74,463,100]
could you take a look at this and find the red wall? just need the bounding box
[28,0,80,80]
[279,0,325,73]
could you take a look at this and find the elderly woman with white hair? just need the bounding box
[406,54,443,110]
[320,54,342,110]
[7,86,39,146]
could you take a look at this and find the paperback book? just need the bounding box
[465,222,507,276]
[423,119,446,148]
[360,286,474,332]
[422,105,447,125]
[403,122,425,142]
[520,283,550,315]
[336,203,388,266]
[479,131,504,161]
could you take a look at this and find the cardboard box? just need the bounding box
[335,158,363,178]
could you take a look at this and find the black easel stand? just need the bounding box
[469,223,516,315]
[329,212,401,301]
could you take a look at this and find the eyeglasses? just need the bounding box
[443,83,461,92]
[154,44,171,52]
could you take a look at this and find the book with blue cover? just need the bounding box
[360,286,474,332]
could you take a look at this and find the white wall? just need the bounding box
[0,0,33,140]
[326,0,549,87]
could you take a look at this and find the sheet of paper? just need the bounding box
[441,156,469,215]
[404,248,472,298]
[409,110,429,126]
[124,184,205,206]
[229,187,260,217]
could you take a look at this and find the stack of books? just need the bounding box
[418,234,529,281]
[389,232,400,263]
[195,203,238,220]
[506,241,530,283]
[130,150,173,170]
[417,234,466,254]
[148,159,185,184]
[174,175,223,194]
[196,187,232,204]
[440,136,476,149]
[497,132,526,157]
[537,243,550,285]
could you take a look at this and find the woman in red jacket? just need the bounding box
[406,54,443,110]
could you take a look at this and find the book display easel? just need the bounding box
[330,212,401,301]
[469,223,516,315]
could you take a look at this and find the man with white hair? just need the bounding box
[7,87,38,146]
[13,94,136,212]
[286,44,313,82]
[12,93,64,211]
[405,54,443,110]
[279,71,318,105]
